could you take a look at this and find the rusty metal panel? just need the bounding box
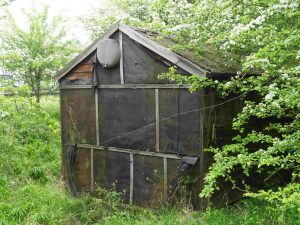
[99,89,156,151]
[61,89,96,144]
[73,148,91,192]
[133,155,164,207]
[94,150,130,202]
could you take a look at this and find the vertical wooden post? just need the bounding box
[91,148,94,192]
[119,32,124,84]
[59,87,66,179]
[155,89,160,152]
[95,89,100,146]
[163,157,168,201]
[199,89,205,211]
[129,153,134,205]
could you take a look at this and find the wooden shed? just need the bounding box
[55,23,243,210]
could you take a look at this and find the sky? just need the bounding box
[6,0,105,44]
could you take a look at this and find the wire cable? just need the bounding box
[102,91,248,144]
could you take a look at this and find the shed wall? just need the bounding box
[59,29,243,209]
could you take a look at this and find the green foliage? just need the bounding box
[82,0,300,218]
[0,5,81,103]
[0,96,297,224]
[0,0,14,7]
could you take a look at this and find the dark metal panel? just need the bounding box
[61,89,96,144]
[93,151,130,202]
[73,148,91,192]
[159,89,179,154]
[133,155,164,207]
[93,150,108,188]
[99,89,156,151]
[123,34,172,84]
[178,89,201,155]
[107,152,130,202]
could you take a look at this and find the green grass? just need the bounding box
[0,95,298,225]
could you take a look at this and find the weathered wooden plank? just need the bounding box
[60,85,93,89]
[199,88,205,211]
[54,22,120,81]
[155,89,160,152]
[119,32,124,84]
[72,64,93,73]
[60,84,191,89]
[65,143,182,159]
[80,53,94,65]
[91,148,94,192]
[98,84,190,89]
[163,157,167,200]
[130,153,133,205]
[65,72,93,80]
[95,88,100,146]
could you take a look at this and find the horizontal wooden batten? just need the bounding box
[65,143,182,159]
[72,64,93,73]
[66,72,93,81]
[60,85,93,89]
[60,84,191,90]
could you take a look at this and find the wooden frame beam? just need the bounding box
[90,148,94,192]
[155,89,160,152]
[163,157,168,200]
[60,84,191,90]
[119,32,124,84]
[65,143,182,159]
[129,153,134,205]
[95,88,100,146]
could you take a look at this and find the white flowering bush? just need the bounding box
[83,0,299,218]
[157,0,300,217]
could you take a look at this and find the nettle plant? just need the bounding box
[159,0,300,216]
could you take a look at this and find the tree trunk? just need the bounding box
[35,93,40,103]
[35,73,41,104]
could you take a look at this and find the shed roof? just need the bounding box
[54,23,242,81]
[136,29,243,74]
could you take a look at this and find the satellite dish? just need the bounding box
[97,39,121,68]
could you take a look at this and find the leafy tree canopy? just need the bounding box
[0,5,81,102]
[0,0,14,7]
